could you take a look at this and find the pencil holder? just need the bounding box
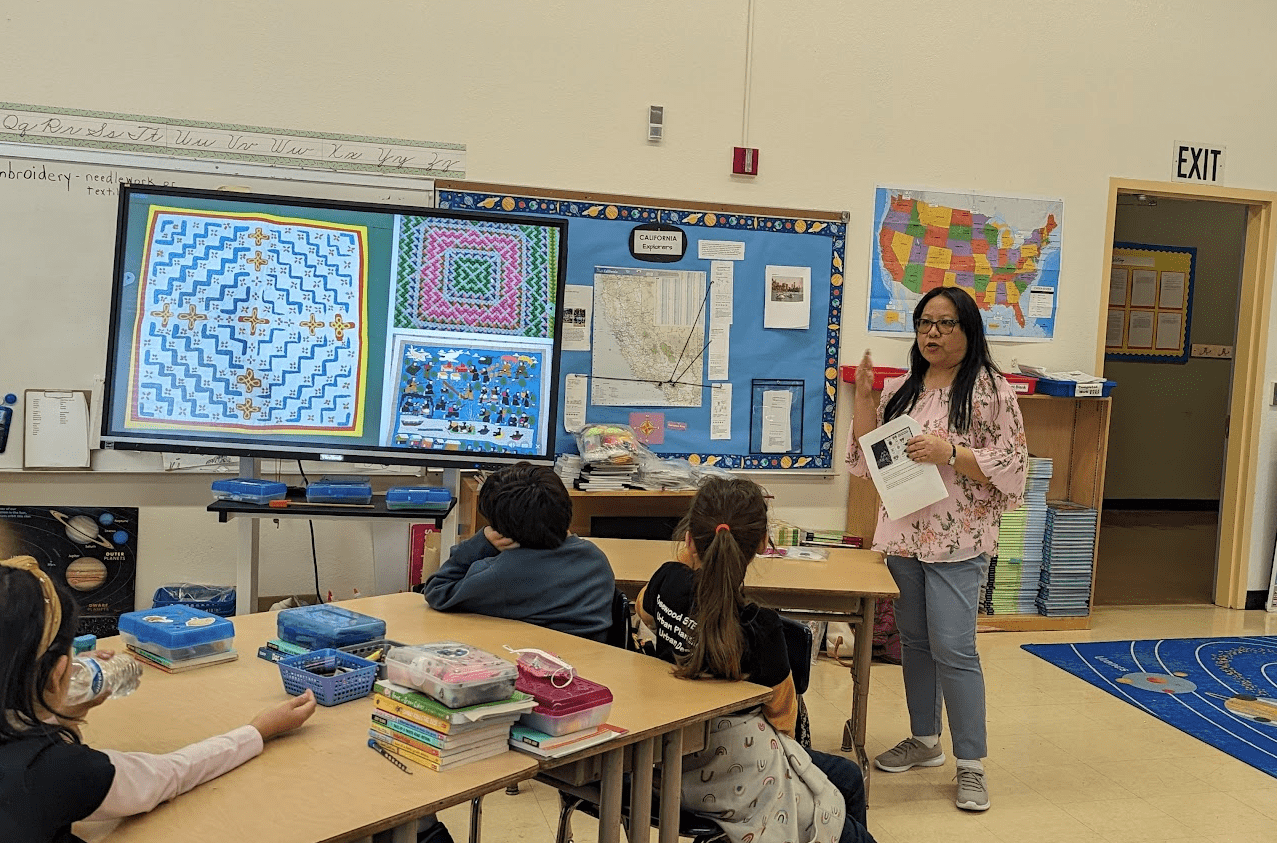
[277,648,377,706]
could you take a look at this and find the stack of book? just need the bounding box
[369,680,537,771]
[799,529,863,549]
[573,462,637,491]
[1036,501,1099,617]
[553,453,583,488]
[509,722,627,758]
[984,457,1052,615]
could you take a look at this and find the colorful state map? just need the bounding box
[127,209,368,434]
[868,188,1063,340]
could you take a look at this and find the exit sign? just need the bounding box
[1173,141,1226,183]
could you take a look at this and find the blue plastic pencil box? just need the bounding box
[306,476,373,504]
[118,605,235,662]
[211,478,288,505]
[277,604,386,650]
[384,486,451,511]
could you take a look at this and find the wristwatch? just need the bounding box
[947,444,957,466]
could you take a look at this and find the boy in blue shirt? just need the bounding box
[423,462,615,641]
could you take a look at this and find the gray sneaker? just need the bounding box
[874,737,946,773]
[955,766,990,811]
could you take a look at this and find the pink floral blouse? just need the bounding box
[846,370,1027,563]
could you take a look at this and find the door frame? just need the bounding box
[1098,178,1277,608]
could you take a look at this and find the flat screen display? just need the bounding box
[100,185,567,468]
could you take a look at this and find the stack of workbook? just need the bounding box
[369,680,537,771]
[985,457,1052,614]
[573,462,637,491]
[508,722,627,758]
[1036,501,1099,617]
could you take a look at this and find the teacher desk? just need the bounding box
[74,592,768,843]
[590,537,898,776]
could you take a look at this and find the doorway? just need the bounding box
[1096,179,1277,609]
[1094,197,1245,605]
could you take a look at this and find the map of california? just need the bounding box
[875,193,1060,331]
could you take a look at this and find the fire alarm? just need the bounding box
[732,147,759,176]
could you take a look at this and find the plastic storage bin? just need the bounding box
[385,486,452,511]
[277,604,386,650]
[1004,373,1038,395]
[516,670,613,736]
[210,478,287,505]
[151,583,236,617]
[385,642,517,708]
[118,605,235,662]
[306,476,372,504]
[1034,377,1116,398]
[277,648,377,706]
[839,365,908,390]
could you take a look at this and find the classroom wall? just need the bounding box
[4,0,1277,595]
[1105,199,1245,501]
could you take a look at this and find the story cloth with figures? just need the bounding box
[128,209,368,434]
[392,215,559,338]
[591,266,706,408]
[869,187,1062,340]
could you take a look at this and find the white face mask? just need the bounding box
[504,646,575,688]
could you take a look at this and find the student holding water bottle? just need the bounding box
[0,556,317,843]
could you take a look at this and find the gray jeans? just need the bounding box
[885,554,989,761]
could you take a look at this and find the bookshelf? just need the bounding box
[845,393,1111,632]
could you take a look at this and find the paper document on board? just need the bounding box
[858,414,948,520]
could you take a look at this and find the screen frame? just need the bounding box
[100,183,568,470]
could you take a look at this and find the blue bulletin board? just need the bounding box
[436,183,847,470]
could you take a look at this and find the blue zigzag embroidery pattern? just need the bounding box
[128,209,368,434]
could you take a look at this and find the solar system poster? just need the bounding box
[0,506,137,637]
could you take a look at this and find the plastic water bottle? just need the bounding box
[65,655,142,705]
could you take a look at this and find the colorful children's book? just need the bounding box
[368,723,508,761]
[373,680,537,723]
[370,711,512,750]
[508,723,627,758]
[367,729,510,771]
[371,694,523,735]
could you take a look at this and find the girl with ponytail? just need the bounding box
[636,477,874,843]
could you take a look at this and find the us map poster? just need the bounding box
[869,187,1063,341]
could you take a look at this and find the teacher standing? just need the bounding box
[846,287,1026,813]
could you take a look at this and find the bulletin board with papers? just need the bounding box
[1105,243,1196,362]
[436,182,847,469]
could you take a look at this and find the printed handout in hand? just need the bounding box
[858,414,949,520]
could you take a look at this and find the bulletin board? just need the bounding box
[1105,243,1196,362]
[436,182,847,470]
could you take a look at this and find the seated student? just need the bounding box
[0,556,316,843]
[636,477,875,843]
[423,461,615,642]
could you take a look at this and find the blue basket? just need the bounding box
[151,584,236,617]
[278,649,377,706]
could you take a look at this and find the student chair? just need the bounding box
[550,613,815,843]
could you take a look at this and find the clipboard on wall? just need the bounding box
[24,390,92,469]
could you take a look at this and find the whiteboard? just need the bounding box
[0,144,436,472]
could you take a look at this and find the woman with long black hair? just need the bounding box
[846,286,1027,813]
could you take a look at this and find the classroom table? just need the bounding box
[73,592,767,843]
[590,537,899,776]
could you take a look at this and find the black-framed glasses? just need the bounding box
[915,318,959,335]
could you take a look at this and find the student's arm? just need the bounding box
[85,691,314,820]
[422,529,501,608]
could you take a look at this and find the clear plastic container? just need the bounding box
[66,655,142,705]
[516,671,613,736]
[277,604,385,650]
[384,641,517,709]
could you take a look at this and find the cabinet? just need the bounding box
[845,394,1111,631]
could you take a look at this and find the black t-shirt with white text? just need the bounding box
[641,560,789,688]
